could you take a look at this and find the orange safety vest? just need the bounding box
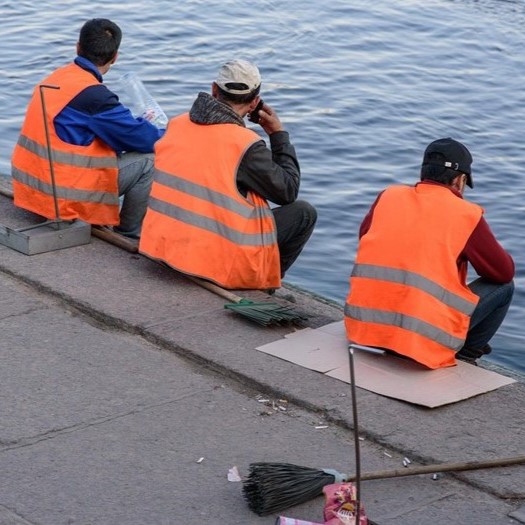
[139,113,281,290]
[344,184,483,369]
[11,63,119,224]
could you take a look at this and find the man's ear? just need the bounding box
[211,82,219,99]
[248,96,261,112]
[452,174,465,193]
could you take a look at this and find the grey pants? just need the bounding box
[114,152,155,239]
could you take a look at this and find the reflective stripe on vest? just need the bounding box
[16,135,118,169]
[148,195,276,246]
[344,304,464,351]
[351,263,477,316]
[344,184,482,369]
[12,167,119,206]
[139,113,281,290]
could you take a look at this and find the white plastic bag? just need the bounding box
[118,72,168,128]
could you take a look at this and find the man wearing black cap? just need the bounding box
[344,138,514,368]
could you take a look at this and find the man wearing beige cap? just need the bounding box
[140,59,316,290]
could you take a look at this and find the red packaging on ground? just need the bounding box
[323,483,368,524]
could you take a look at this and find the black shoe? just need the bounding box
[456,343,492,365]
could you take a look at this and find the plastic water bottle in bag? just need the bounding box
[118,72,168,128]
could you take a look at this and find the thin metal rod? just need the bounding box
[39,84,61,222]
[348,344,361,522]
[17,219,62,232]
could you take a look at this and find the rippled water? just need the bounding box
[1,0,524,372]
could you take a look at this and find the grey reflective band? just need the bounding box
[154,169,274,221]
[344,304,464,351]
[148,196,277,246]
[352,263,476,316]
[12,167,120,205]
[18,135,118,169]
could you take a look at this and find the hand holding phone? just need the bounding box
[248,99,264,124]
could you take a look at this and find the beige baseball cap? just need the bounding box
[215,59,261,95]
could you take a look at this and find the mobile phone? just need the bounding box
[248,99,264,124]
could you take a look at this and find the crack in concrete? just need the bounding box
[0,503,37,525]
[0,305,45,322]
[0,388,211,452]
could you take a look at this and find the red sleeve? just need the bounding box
[359,191,384,238]
[462,217,515,283]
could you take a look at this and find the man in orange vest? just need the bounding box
[345,138,514,368]
[140,59,317,290]
[11,18,165,238]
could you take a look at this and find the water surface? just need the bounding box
[1,0,523,372]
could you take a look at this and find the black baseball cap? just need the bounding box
[422,138,473,188]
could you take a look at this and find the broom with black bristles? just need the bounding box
[242,344,525,517]
[243,345,371,521]
[243,462,347,516]
[243,344,363,518]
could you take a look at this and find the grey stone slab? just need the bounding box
[0,382,517,525]
[0,277,45,320]
[0,193,523,524]
[510,503,525,523]
[0,505,34,525]
[0,196,41,231]
[0,305,209,444]
[1,226,522,498]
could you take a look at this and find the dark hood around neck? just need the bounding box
[189,92,246,127]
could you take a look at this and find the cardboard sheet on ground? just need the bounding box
[256,321,515,408]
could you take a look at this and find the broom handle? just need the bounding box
[90,227,243,304]
[346,455,525,482]
[91,227,138,253]
[186,275,242,304]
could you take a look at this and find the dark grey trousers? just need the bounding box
[272,199,317,277]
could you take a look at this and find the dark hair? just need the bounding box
[216,84,260,105]
[420,151,461,185]
[78,19,122,66]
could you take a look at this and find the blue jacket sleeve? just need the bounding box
[54,84,165,154]
[88,103,165,154]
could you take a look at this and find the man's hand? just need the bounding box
[258,103,284,135]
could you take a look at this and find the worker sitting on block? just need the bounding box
[11,18,164,239]
[344,138,514,368]
[139,59,316,290]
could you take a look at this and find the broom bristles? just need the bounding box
[224,302,307,326]
[242,462,341,516]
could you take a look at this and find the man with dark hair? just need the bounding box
[139,59,317,290]
[344,137,514,368]
[12,18,164,238]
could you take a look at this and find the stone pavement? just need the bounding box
[0,192,524,525]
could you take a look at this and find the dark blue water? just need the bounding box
[1,0,523,373]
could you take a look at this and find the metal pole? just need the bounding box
[348,344,362,523]
[38,84,61,224]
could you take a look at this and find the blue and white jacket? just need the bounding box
[54,56,165,154]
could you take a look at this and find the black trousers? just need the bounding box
[272,200,317,277]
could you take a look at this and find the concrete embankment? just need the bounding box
[0,185,524,525]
